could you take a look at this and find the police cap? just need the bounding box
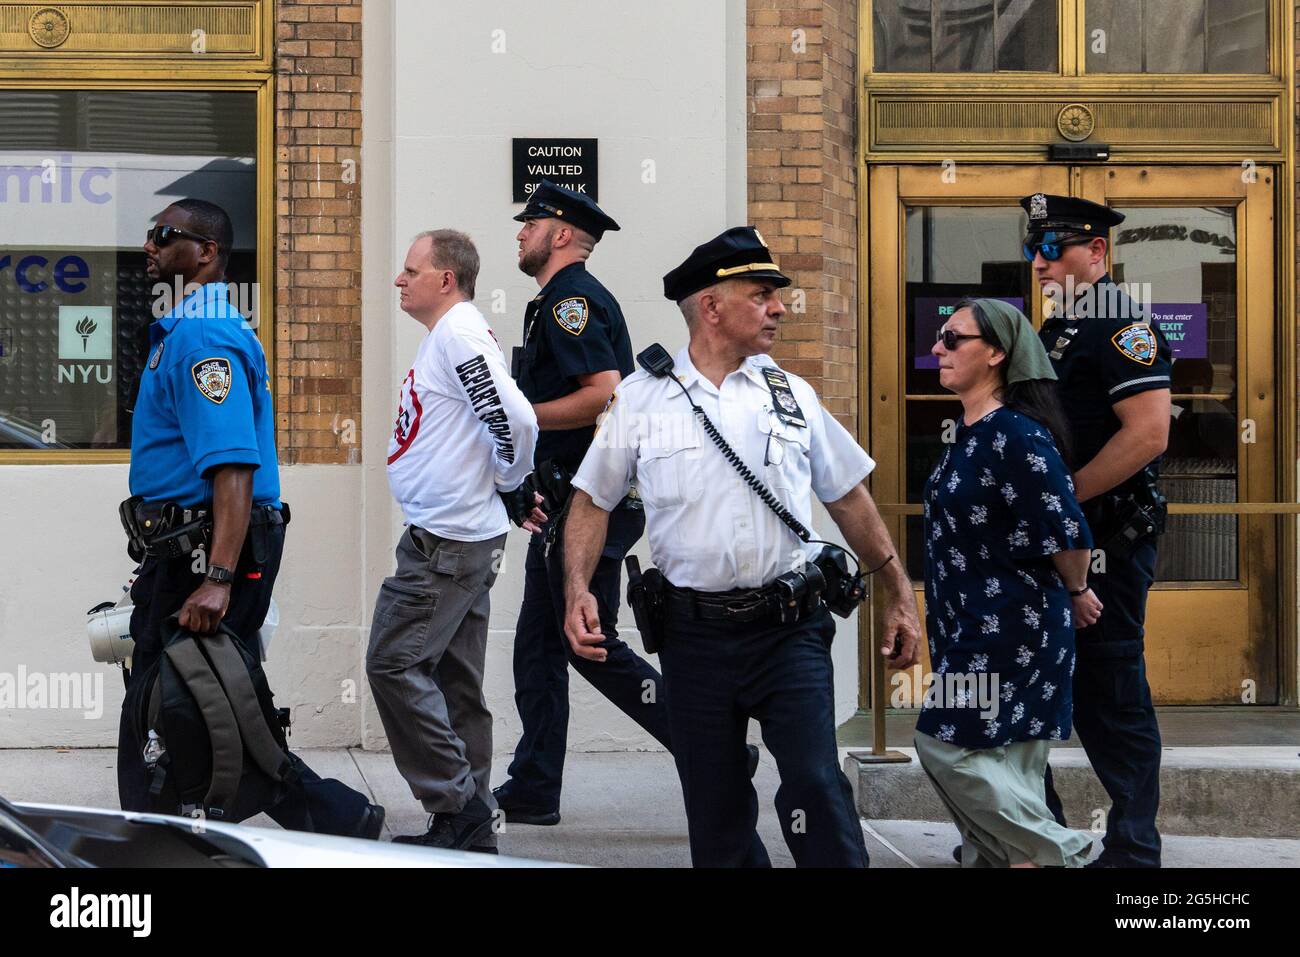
[513,179,620,241]
[1020,193,1125,236]
[663,226,792,302]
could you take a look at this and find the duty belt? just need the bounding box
[663,581,813,625]
[121,496,288,562]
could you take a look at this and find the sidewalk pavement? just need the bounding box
[3,747,1298,867]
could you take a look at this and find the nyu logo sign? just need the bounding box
[0,154,112,205]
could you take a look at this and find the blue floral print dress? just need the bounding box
[916,407,1092,749]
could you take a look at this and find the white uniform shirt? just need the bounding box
[386,301,538,541]
[572,346,874,590]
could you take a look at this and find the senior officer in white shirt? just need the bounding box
[368,229,542,852]
[560,227,921,867]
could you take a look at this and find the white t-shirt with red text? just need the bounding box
[386,301,538,541]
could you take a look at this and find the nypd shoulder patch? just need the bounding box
[553,297,589,336]
[1110,323,1157,366]
[192,357,233,404]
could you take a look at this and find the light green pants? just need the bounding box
[915,731,1092,868]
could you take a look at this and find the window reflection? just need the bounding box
[1086,0,1268,74]
[874,0,1059,73]
[1112,206,1240,581]
[903,205,1034,580]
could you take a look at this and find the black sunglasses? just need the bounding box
[1022,231,1095,262]
[146,224,214,248]
[936,328,985,351]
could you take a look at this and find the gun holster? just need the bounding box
[625,556,667,655]
[1093,488,1166,562]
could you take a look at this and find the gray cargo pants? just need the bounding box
[366,526,506,817]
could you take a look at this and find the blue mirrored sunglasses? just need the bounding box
[1022,231,1093,262]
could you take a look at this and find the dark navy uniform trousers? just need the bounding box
[502,503,672,810]
[1045,532,1162,867]
[658,603,868,868]
[116,522,371,835]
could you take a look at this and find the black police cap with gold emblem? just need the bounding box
[513,179,620,241]
[1019,193,1125,236]
[663,226,792,302]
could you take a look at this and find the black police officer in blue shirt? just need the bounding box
[1022,192,1171,868]
[117,198,382,838]
[492,181,674,823]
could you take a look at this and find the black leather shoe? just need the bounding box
[747,744,760,779]
[492,785,560,826]
[393,797,494,850]
[351,803,385,841]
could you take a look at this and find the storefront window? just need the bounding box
[1086,0,1269,74]
[873,0,1059,72]
[0,90,257,451]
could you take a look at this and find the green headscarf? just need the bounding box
[968,298,1057,385]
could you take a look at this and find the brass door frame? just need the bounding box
[856,0,1298,712]
[859,163,1296,708]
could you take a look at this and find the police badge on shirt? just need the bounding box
[1111,323,1157,366]
[192,357,233,404]
[553,297,589,336]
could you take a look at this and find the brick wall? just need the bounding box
[746,0,859,434]
[275,0,363,464]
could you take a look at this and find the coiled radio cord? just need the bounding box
[666,376,895,576]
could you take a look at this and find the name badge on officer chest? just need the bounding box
[1049,327,1079,361]
[761,367,806,429]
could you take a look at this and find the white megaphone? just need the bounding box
[88,584,281,665]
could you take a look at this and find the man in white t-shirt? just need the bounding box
[367,230,541,852]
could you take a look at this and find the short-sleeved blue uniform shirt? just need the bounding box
[129,282,280,508]
[514,262,634,474]
[916,407,1091,750]
[1038,274,1172,492]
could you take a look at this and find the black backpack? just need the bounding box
[126,616,302,823]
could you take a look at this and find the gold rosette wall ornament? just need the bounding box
[29,7,71,48]
[1056,103,1095,142]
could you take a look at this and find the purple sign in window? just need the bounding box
[915,297,1024,369]
[1150,303,1207,360]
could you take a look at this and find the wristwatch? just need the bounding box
[205,564,235,585]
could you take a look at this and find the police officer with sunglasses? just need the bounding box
[117,199,383,839]
[1020,193,1171,868]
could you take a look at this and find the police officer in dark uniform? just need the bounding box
[1022,193,1171,868]
[492,181,675,824]
[117,198,382,838]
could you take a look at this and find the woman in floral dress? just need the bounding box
[916,298,1101,868]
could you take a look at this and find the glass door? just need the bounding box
[866,163,1280,705]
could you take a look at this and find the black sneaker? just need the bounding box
[492,785,560,826]
[392,796,494,850]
